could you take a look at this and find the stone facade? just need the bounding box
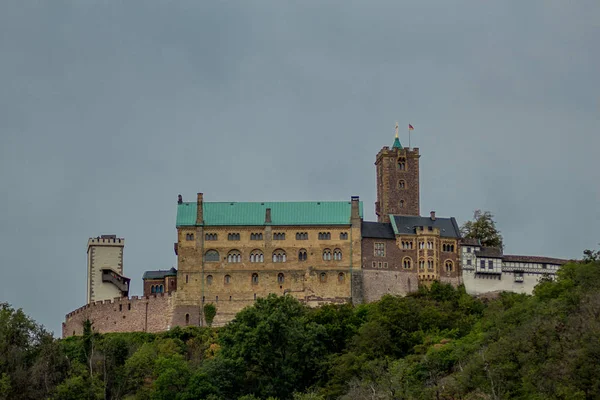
[175,197,362,326]
[360,236,417,302]
[63,294,173,337]
[375,146,420,221]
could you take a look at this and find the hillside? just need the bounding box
[1,250,599,399]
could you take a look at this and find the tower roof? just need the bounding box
[392,136,403,149]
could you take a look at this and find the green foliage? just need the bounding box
[203,303,217,327]
[461,209,504,248]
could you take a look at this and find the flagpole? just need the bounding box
[408,126,411,149]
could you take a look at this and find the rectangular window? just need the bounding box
[372,261,376,268]
[374,242,385,257]
[383,262,388,269]
[480,260,485,268]
[467,259,472,266]
[378,262,382,268]
[467,247,471,253]
[488,260,494,269]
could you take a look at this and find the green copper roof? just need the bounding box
[392,137,403,149]
[176,201,363,227]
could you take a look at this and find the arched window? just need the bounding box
[339,232,348,240]
[250,249,264,263]
[399,180,406,189]
[159,285,164,293]
[205,233,217,241]
[227,250,241,263]
[185,314,190,325]
[333,249,342,261]
[322,249,332,261]
[206,275,213,285]
[400,200,405,209]
[427,259,434,270]
[185,233,194,241]
[204,250,220,262]
[296,232,308,240]
[338,272,345,283]
[273,232,286,240]
[403,257,412,269]
[445,260,453,272]
[278,273,285,284]
[419,259,425,270]
[272,249,286,263]
[319,272,327,283]
[318,232,331,240]
[250,233,263,240]
[298,249,307,261]
[224,275,231,284]
[398,157,406,170]
[151,285,155,294]
[251,273,259,285]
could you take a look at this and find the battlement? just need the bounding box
[65,293,173,320]
[376,146,420,161]
[88,236,125,246]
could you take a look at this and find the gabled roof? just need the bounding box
[477,247,503,258]
[143,267,177,280]
[362,221,395,239]
[390,215,461,238]
[176,201,363,227]
[461,238,481,246]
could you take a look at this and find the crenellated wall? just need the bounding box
[62,293,172,338]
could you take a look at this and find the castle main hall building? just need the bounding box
[63,133,479,335]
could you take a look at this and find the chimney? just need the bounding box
[351,196,360,221]
[196,193,204,225]
[177,194,183,204]
[430,211,436,221]
[265,208,272,224]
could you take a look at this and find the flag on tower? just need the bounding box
[408,124,414,131]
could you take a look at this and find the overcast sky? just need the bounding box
[0,1,598,335]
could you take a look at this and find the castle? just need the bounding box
[62,130,568,337]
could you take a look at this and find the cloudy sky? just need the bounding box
[0,1,598,335]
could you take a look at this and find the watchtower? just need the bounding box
[375,126,420,222]
[87,235,129,303]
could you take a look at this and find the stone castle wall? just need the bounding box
[62,294,172,338]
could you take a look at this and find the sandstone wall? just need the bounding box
[63,294,172,338]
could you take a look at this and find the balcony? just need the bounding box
[101,269,130,296]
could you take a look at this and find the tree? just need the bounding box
[203,303,217,327]
[218,294,327,399]
[460,210,504,248]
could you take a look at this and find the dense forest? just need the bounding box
[1,249,599,400]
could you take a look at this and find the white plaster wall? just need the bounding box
[463,271,548,295]
[88,243,124,303]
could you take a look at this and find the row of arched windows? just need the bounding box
[201,232,349,241]
[404,258,454,272]
[442,243,455,252]
[204,248,343,263]
[398,157,407,171]
[150,285,164,293]
[185,233,194,241]
[205,272,346,285]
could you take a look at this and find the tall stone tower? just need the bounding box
[375,130,420,222]
[86,235,129,304]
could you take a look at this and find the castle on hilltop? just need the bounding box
[63,129,569,337]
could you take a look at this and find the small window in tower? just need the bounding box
[319,272,327,282]
[399,180,406,189]
[400,200,405,208]
[185,314,190,325]
[206,275,213,285]
[278,273,285,284]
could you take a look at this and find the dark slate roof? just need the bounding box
[362,221,395,239]
[391,215,461,238]
[142,267,177,280]
[461,238,481,246]
[477,247,503,258]
[503,255,570,265]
